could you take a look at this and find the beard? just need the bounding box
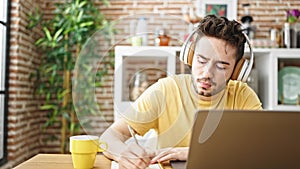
[191,76,227,97]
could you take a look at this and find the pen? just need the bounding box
[127,125,164,169]
[158,162,164,169]
[127,125,139,145]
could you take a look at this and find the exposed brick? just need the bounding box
[3,0,300,168]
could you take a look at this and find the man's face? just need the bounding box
[191,36,237,98]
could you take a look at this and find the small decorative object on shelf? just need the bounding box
[287,9,300,23]
[129,71,149,101]
[132,17,148,46]
[278,66,300,105]
[282,22,292,48]
[156,29,171,46]
[241,3,255,40]
[269,27,281,48]
[282,9,300,48]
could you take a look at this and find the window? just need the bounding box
[0,0,9,166]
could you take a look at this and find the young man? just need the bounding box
[100,15,262,169]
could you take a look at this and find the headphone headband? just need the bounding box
[240,32,254,82]
[179,28,254,82]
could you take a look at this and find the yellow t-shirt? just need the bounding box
[123,74,262,149]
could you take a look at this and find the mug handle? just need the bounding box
[98,141,108,152]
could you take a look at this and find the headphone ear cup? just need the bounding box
[180,41,195,66]
[231,57,246,81]
[180,29,198,66]
[187,42,195,66]
[180,41,189,64]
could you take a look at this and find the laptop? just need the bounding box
[171,110,300,169]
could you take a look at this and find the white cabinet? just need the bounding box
[114,47,300,119]
[255,49,300,111]
[114,46,181,120]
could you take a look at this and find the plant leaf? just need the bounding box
[53,28,64,41]
[79,21,94,28]
[40,104,57,110]
[43,27,52,41]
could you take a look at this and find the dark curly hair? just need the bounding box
[197,15,246,61]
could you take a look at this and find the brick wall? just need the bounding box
[1,0,45,168]
[2,0,300,168]
[102,0,300,41]
[238,0,300,38]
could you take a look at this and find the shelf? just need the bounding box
[114,46,179,120]
[256,49,300,111]
[273,105,300,111]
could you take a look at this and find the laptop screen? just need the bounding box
[186,110,300,169]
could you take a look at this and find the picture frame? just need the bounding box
[197,0,237,20]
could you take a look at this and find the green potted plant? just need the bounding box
[27,0,115,153]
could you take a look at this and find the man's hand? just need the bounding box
[117,142,155,169]
[150,147,189,164]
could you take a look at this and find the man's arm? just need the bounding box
[100,119,155,169]
[100,119,130,161]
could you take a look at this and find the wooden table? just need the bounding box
[13,154,172,169]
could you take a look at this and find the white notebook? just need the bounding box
[111,161,161,169]
[111,129,159,169]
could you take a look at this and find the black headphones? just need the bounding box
[179,28,254,82]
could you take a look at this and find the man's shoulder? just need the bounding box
[227,79,249,88]
[227,80,262,109]
[227,80,257,95]
[159,74,191,83]
[156,74,191,91]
